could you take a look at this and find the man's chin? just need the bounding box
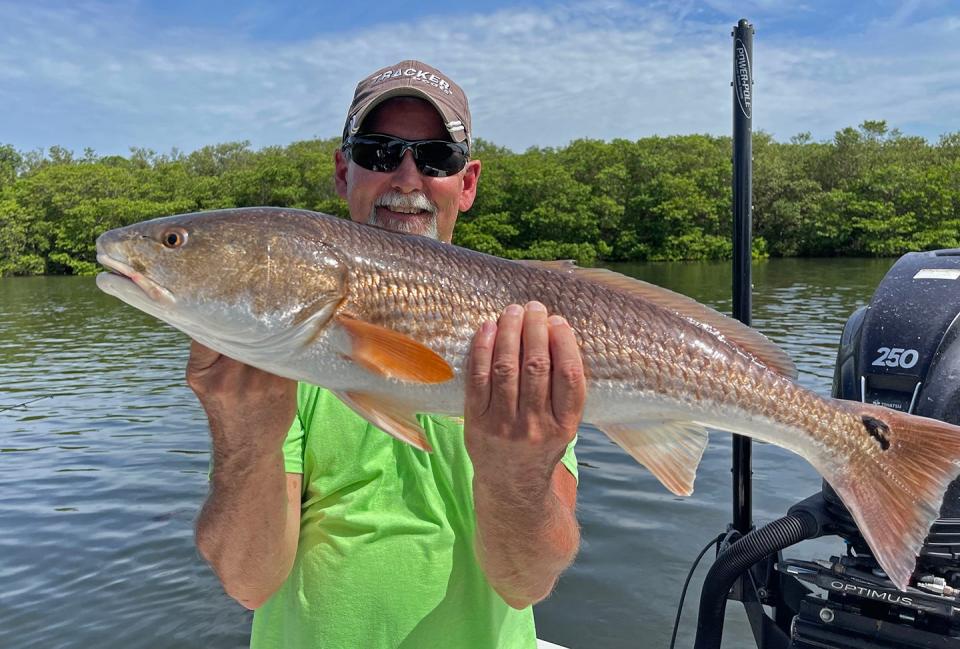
[368,212,439,240]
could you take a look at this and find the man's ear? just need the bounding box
[458,159,482,212]
[334,148,349,199]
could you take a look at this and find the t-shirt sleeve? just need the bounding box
[283,410,306,474]
[559,434,579,484]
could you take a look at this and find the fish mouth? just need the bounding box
[96,254,174,305]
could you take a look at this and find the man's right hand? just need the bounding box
[189,340,303,610]
[186,341,297,451]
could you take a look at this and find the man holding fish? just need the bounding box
[96,53,960,649]
[189,61,585,648]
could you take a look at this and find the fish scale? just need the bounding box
[95,206,960,592]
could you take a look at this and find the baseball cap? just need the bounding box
[343,60,472,150]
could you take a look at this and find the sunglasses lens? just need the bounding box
[415,141,468,177]
[347,136,468,177]
[348,138,403,173]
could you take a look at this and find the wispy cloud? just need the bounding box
[2,0,957,155]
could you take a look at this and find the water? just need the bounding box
[0,258,895,649]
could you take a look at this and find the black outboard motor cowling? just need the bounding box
[831,248,960,580]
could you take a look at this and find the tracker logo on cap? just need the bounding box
[369,67,454,95]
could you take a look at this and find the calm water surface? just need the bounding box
[0,258,895,649]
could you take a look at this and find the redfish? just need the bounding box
[96,207,960,590]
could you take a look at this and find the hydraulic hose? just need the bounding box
[693,511,819,649]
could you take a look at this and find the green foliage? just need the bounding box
[2,121,958,276]
[0,138,345,276]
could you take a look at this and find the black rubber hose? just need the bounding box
[693,512,819,649]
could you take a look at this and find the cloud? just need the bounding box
[1,0,957,155]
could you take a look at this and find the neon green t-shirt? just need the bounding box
[249,385,578,649]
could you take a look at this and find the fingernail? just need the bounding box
[525,301,546,312]
[548,315,567,327]
[505,304,523,316]
[481,320,496,335]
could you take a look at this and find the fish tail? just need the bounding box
[826,402,960,590]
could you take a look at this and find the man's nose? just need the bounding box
[390,150,423,193]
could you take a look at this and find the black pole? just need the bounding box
[732,19,754,535]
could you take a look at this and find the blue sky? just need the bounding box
[3,0,959,156]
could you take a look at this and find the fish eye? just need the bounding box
[162,228,188,249]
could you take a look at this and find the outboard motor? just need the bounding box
[785,249,960,646]
[693,249,960,649]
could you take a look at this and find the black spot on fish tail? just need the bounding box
[863,415,891,451]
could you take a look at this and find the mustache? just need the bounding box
[374,191,437,214]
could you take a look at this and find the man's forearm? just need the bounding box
[195,444,299,610]
[473,468,580,609]
[186,342,301,610]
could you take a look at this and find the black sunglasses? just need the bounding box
[343,134,469,178]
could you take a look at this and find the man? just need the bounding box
[190,60,585,649]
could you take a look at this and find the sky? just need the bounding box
[2,0,959,156]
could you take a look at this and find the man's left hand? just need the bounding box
[464,300,585,501]
[464,301,585,607]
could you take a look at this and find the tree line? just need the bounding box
[1,120,958,276]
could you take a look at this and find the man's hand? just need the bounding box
[464,301,585,608]
[186,341,297,451]
[465,302,585,488]
[189,341,302,610]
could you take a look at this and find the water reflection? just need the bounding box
[1,276,250,649]
[0,261,894,649]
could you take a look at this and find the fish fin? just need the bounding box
[825,403,960,590]
[596,420,710,496]
[335,315,454,384]
[521,261,797,380]
[335,391,434,452]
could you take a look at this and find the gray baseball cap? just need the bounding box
[343,60,472,150]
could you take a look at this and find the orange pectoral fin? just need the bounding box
[335,391,434,452]
[336,316,454,384]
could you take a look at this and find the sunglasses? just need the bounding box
[343,134,469,178]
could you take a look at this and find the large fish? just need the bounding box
[96,207,960,590]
